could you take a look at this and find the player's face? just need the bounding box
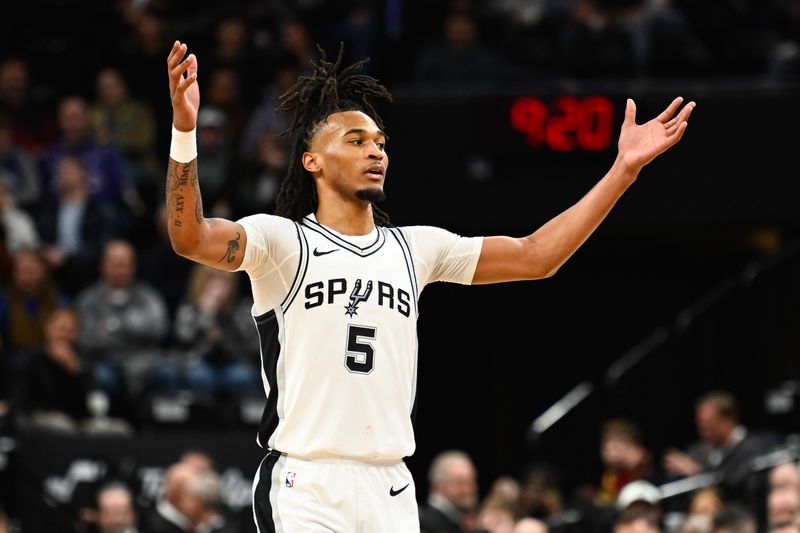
[306,110,388,204]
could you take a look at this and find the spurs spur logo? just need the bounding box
[345,279,373,317]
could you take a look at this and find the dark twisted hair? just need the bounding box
[275,44,393,226]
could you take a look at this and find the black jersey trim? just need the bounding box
[389,228,419,316]
[282,223,309,312]
[253,309,282,449]
[393,227,419,299]
[301,216,386,257]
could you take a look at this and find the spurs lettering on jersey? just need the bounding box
[304,278,411,318]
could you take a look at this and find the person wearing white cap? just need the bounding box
[617,480,662,511]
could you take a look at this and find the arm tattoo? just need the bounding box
[218,232,241,263]
[166,159,199,228]
[195,195,203,224]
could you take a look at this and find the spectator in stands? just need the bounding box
[0,175,39,254]
[95,481,138,533]
[688,487,726,518]
[415,9,515,84]
[487,476,522,513]
[195,107,231,209]
[179,449,215,473]
[768,488,800,529]
[419,450,479,533]
[770,463,800,493]
[557,1,638,78]
[139,205,193,314]
[233,128,288,218]
[477,497,517,533]
[518,463,564,523]
[41,96,129,206]
[0,249,66,355]
[159,265,259,397]
[38,155,116,294]
[0,112,41,209]
[142,461,231,533]
[0,58,53,153]
[614,506,662,533]
[513,517,548,533]
[711,505,756,533]
[279,20,315,75]
[204,68,247,146]
[770,524,800,533]
[118,9,174,149]
[595,418,652,507]
[616,480,663,528]
[663,391,773,502]
[238,64,294,162]
[11,308,88,432]
[90,67,158,184]
[75,240,168,396]
[679,487,725,533]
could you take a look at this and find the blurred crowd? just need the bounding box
[418,392,799,533]
[2,448,254,533]
[1,0,798,426]
[1,390,797,533]
[0,0,799,532]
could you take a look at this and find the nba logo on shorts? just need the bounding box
[285,471,296,488]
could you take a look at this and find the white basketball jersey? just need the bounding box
[236,214,482,463]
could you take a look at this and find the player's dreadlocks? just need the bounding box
[275,44,393,226]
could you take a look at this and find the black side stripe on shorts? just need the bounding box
[254,310,281,449]
[252,453,280,533]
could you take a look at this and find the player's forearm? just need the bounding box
[526,155,639,276]
[166,157,208,256]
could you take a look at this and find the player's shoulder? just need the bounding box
[391,225,456,242]
[237,213,298,233]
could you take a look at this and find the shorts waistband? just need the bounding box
[267,449,402,467]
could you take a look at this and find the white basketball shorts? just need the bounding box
[252,451,420,532]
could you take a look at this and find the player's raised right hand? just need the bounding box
[167,41,199,132]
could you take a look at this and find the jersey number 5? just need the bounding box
[345,324,376,374]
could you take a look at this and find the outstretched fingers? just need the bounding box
[666,101,695,136]
[667,121,689,147]
[171,54,194,82]
[167,41,187,72]
[656,96,684,124]
[175,69,197,95]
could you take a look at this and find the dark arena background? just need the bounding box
[0,1,799,532]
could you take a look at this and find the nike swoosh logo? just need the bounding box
[313,248,339,256]
[389,483,410,497]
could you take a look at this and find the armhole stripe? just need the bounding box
[389,228,419,316]
[281,222,309,313]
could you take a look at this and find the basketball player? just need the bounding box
[166,41,694,532]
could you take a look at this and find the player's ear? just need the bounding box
[302,151,321,173]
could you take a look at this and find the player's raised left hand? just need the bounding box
[167,40,199,132]
[617,97,695,173]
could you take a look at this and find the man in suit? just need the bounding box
[663,391,774,506]
[95,482,138,533]
[419,450,478,533]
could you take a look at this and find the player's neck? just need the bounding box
[315,199,374,236]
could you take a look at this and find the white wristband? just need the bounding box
[170,125,197,163]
